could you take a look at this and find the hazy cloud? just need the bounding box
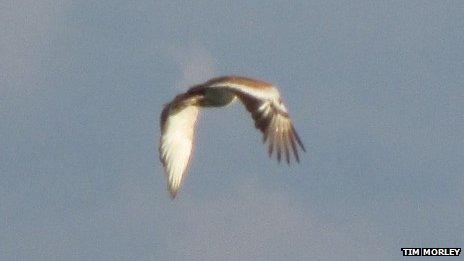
[1,0,70,98]
[164,43,217,90]
[1,1,462,260]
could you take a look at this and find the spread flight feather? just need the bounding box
[159,76,305,198]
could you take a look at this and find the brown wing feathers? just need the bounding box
[237,93,305,164]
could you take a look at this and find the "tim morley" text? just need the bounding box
[401,248,461,256]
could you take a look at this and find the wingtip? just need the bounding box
[291,125,306,152]
[168,185,179,199]
[169,190,178,199]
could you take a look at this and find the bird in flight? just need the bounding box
[159,76,305,198]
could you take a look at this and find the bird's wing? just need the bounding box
[237,93,305,164]
[204,76,305,163]
[159,93,201,198]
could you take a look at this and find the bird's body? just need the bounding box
[159,76,305,198]
[200,87,237,107]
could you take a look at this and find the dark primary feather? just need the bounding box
[235,93,305,164]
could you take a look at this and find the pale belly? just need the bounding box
[203,88,237,107]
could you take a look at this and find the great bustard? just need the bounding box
[159,76,305,198]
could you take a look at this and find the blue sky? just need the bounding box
[1,1,463,260]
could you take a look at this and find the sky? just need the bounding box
[1,1,463,260]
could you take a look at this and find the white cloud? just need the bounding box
[164,42,217,89]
